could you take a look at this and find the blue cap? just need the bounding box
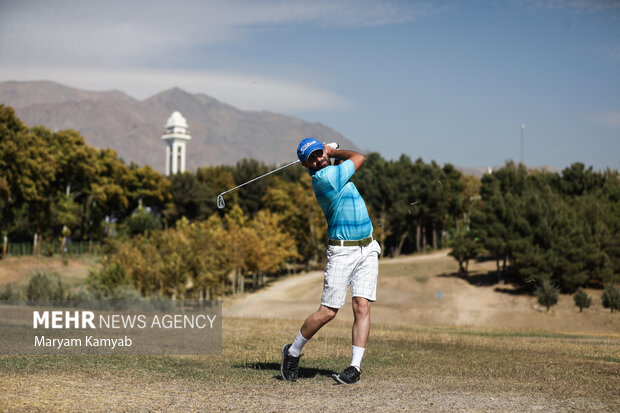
[297,138,324,163]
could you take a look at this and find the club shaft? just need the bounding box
[218,159,300,197]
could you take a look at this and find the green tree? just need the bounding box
[470,176,512,277]
[53,194,81,231]
[573,288,592,312]
[247,209,300,288]
[442,163,467,235]
[461,173,482,226]
[123,206,162,236]
[508,168,617,291]
[535,279,559,312]
[222,204,258,294]
[33,127,99,238]
[167,171,210,224]
[597,169,620,285]
[189,215,231,299]
[518,187,587,290]
[226,158,271,216]
[560,163,604,196]
[0,106,55,240]
[468,162,619,291]
[601,285,620,313]
[92,148,130,211]
[126,164,172,213]
[196,165,237,217]
[449,230,486,275]
[353,154,469,257]
[353,153,403,256]
[81,148,133,239]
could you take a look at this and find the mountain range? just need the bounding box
[0,81,357,173]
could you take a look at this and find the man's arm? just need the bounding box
[324,147,366,171]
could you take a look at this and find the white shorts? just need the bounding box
[321,240,381,309]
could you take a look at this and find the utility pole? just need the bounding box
[520,123,525,165]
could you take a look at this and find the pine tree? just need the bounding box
[573,288,591,312]
[535,279,559,311]
[601,285,620,313]
[449,230,486,275]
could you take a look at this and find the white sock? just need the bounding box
[351,345,365,371]
[288,331,308,357]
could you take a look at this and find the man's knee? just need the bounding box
[352,297,370,317]
[319,305,338,323]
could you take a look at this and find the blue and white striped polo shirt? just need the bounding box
[310,159,373,240]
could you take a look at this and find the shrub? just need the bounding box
[123,208,162,236]
[87,259,144,300]
[26,272,65,300]
[87,259,131,296]
[0,283,21,300]
[601,285,620,313]
[573,288,591,312]
[535,279,559,311]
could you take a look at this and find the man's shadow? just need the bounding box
[234,362,335,380]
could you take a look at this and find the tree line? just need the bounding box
[453,161,619,291]
[1,104,618,298]
[0,105,171,244]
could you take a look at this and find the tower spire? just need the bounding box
[161,111,191,175]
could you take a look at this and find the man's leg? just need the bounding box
[281,305,338,381]
[283,242,352,382]
[333,240,380,385]
[289,305,338,357]
[300,305,338,341]
[332,297,370,384]
[349,241,379,369]
[351,297,370,371]
[351,297,371,348]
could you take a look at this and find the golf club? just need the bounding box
[216,142,339,209]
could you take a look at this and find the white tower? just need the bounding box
[161,111,191,175]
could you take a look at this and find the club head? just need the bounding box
[216,194,225,209]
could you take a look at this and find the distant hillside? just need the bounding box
[458,165,564,178]
[0,81,357,173]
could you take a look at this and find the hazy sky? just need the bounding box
[1,0,619,170]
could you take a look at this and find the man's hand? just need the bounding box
[324,147,366,171]
[324,144,338,158]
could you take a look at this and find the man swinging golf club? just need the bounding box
[281,138,381,385]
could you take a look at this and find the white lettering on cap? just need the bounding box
[300,141,314,153]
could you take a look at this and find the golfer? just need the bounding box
[281,138,381,385]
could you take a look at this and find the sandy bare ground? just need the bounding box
[224,250,619,334]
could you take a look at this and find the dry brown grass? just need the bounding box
[0,318,618,412]
[0,255,98,289]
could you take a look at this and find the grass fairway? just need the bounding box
[1,318,618,411]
